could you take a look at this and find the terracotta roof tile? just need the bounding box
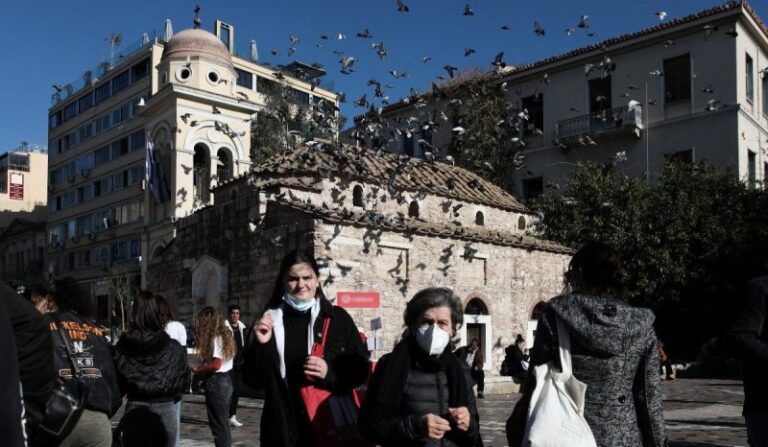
[250,144,528,212]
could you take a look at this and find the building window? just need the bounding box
[663,54,691,104]
[748,150,756,188]
[518,216,527,230]
[521,94,544,136]
[522,177,544,201]
[475,211,484,226]
[763,73,768,117]
[746,53,754,104]
[94,82,111,105]
[760,161,768,188]
[131,58,150,82]
[402,132,415,156]
[193,144,210,203]
[235,68,253,89]
[408,201,419,218]
[62,101,78,122]
[256,77,281,95]
[589,76,612,114]
[216,148,231,182]
[78,92,94,112]
[353,185,364,207]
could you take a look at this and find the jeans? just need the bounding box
[746,412,768,447]
[59,409,111,447]
[117,400,178,447]
[229,366,241,417]
[205,373,233,447]
[173,400,181,447]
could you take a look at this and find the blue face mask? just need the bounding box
[283,293,315,312]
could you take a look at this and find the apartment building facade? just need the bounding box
[355,1,768,202]
[46,18,338,321]
[0,145,48,228]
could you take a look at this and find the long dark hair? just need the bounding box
[155,294,175,326]
[53,276,95,318]
[194,306,235,361]
[267,249,326,309]
[130,291,163,332]
[565,242,627,298]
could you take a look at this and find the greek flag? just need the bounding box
[146,134,170,204]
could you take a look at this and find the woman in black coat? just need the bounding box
[242,249,369,447]
[114,292,188,447]
[359,287,481,447]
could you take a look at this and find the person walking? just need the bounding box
[193,307,235,447]
[242,249,369,447]
[0,281,28,447]
[507,243,665,447]
[113,292,188,447]
[45,277,122,447]
[225,304,248,428]
[729,276,768,446]
[465,338,485,398]
[359,287,481,447]
[505,335,529,382]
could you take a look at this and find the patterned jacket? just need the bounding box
[529,293,666,447]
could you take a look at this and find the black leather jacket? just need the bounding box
[114,330,188,402]
[49,311,122,416]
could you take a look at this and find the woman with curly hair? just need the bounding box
[193,307,235,447]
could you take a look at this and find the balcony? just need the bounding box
[555,106,643,141]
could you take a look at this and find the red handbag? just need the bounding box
[300,317,373,447]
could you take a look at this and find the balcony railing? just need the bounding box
[51,30,157,106]
[555,106,643,141]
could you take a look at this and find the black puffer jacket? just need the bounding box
[114,330,188,402]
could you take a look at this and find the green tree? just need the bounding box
[531,161,768,356]
[251,82,342,163]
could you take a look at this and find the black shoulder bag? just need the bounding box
[37,315,88,442]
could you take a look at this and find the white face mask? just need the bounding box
[283,293,315,312]
[415,323,451,355]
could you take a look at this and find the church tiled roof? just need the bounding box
[249,144,528,212]
[272,198,572,255]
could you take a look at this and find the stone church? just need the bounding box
[147,144,572,377]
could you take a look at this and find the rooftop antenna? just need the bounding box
[193,4,202,29]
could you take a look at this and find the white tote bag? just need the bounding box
[522,317,597,447]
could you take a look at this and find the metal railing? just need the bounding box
[51,30,157,106]
[555,106,643,140]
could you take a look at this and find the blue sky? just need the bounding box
[2,0,766,153]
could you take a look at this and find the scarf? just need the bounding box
[371,335,469,418]
[264,299,321,378]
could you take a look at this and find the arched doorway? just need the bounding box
[462,297,492,370]
[527,301,546,346]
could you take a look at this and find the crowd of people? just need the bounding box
[2,242,767,446]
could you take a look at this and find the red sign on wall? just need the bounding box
[337,291,380,308]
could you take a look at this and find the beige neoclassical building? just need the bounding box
[46,18,338,323]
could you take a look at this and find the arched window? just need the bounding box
[216,148,232,182]
[518,215,526,230]
[475,211,485,226]
[408,201,419,218]
[353,185,364,207]
[193,143,210,203]
[465,297,489,315]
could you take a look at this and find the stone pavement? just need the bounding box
[122,378,747,446]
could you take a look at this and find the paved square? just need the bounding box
[119,379,746,446]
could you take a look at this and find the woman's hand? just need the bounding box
[421,413,451,440]
[253,314,274,344]
[448,406,471,432]
[304,355,328,379]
